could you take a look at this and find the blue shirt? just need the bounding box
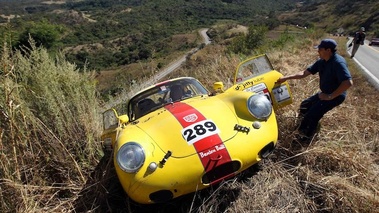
[307,53,352,97]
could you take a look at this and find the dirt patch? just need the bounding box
[41,1,66,5]
[228,25,248,34]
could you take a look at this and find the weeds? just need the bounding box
[0,40,101,212]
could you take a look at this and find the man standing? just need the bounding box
[277,39,353,142]
[351,27,366,58]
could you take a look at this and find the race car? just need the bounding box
[101,54,293,204]
[369,38,379,46]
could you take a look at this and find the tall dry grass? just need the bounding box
[0,40,102,212]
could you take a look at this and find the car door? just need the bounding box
[231,54,293,110]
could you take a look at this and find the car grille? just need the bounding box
[149,190,173,203]
[202,161,241,185]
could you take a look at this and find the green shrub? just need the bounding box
[0,40,101,212]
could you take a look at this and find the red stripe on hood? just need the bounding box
[165,102,231,172]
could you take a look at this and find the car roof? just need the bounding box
[132,77,196,97]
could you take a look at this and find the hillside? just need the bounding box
[0,0,306,99]
[0,0,298,70]
[2,0,378,97]
[1,0,379,212]
[279,0,379,37]
[1,30,378,213]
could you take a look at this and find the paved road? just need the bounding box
[347,38,379,90]
[141,28,211,87]
[200,28,212,45]
[103,29,211,110]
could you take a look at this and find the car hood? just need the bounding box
[134,96,239,157]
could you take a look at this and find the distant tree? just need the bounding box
[227,35,247,54]
[157,62,163,69]
[227,25,267,55]
[138,48,152,60]
[266,18,280,30]
[14,20,64,50]
[245,25,268,50]
[65,50,89,70]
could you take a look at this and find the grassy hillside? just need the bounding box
[1,28,378,212]
[279,0,379,37]
[1,0,379,212]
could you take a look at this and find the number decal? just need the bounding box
[182,120,220,145]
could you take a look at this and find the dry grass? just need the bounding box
[1,33,378,212]
[0,40,102,212]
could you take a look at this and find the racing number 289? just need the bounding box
[182,120,220,145]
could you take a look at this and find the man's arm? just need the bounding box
[361,33,366,45]
[352,32,358,42]
[319,79,353,100]
[276,69,312,84]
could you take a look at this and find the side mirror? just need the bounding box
[213,82,224,93]
[119,114,129,125]
[102,109,129,130]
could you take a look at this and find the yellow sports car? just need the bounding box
[101,54,293,204]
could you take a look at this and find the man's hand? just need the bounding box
[318,92,332,100]
[276,77,286,84]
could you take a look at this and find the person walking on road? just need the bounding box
[277,39,353,142]
[351,27,366,58]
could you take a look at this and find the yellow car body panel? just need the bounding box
[100,54,292,204]
[114,94,279,203]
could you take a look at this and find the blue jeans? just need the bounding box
[298,93,345,137]
[351,43,361,57]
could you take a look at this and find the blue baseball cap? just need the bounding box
[315,39,337,50]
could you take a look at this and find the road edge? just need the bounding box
[346,40,379,91]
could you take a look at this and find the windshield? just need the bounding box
[127,78,209,120]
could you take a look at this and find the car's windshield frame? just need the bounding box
[127,78,209,120]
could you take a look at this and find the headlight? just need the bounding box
[247,94,272,120]
[116,142,145,173]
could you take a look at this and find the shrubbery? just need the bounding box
[0,40,101,212]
